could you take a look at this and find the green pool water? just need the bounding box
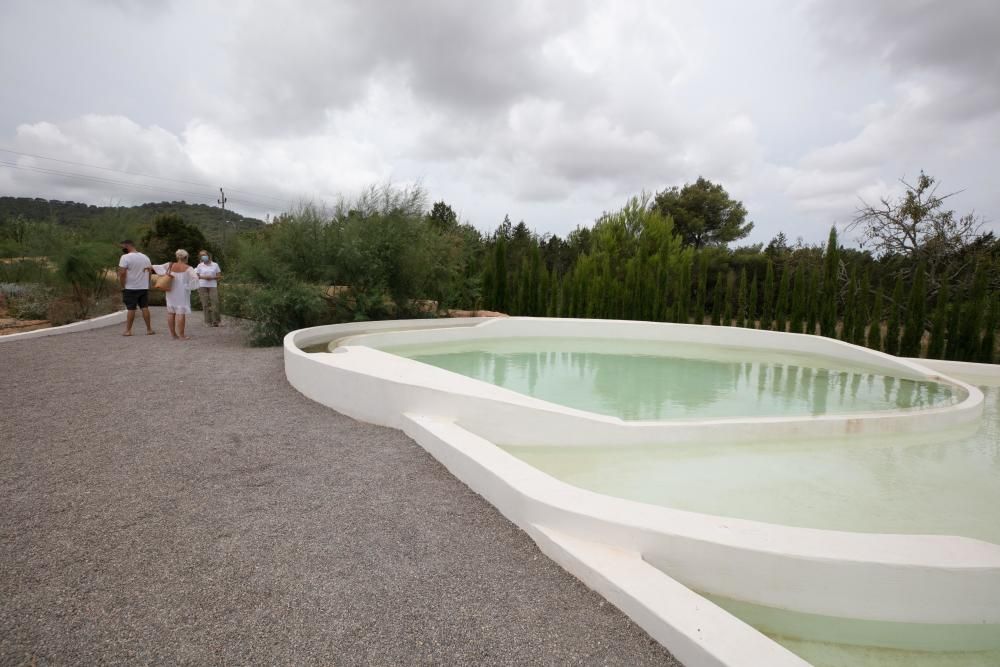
[384,337,959,420]
[503,384,1000,544]
[502,386,1000,666]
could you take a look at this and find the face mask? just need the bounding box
[200,256,209,262]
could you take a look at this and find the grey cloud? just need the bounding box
[226,1,587,133]
[807,0,1000,111]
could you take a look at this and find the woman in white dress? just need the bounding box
[152,249,199,340]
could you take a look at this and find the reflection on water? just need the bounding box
[387,338,958,420]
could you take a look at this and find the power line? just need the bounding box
[0,146,295,206]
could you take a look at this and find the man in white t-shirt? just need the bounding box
[194,250,223,326]
[117,239,154,336]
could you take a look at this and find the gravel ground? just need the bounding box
[0,310,680,666]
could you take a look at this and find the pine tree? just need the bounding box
[762,260,775,330]
[867,288,884,351]
[821,227,839,338]
[885,274,904,356]
[747,274,758,328]
[927,282,948,359]
[899,263,927,357]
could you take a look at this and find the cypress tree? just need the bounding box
[900,263,927,357]
[561,272,572,317]
[944,292,962,360]
[851,269,870,345]
[885,274,904,356]
[775,264,790,332]
[790,263,806,334]
[927,282,948,360]
[674,257,691,323]
[723,271,735,326]
[762,260,775,330]
[737,267,748,328]
[842,265,858,345]
[821,226,839,338]
[979,293,998,363]
[867,288,884,351]
[493,236,507,312]
[957,260,989,361]
[528,244,544,316]
[696,256,709,323]
[711,271,726,326]
[747,274,758,328]
[806,265,820,336]
[515,266,530,315]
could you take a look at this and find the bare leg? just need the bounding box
[141,307,154,334]
[167,312,177,339]
[124,309,136,336]
[178,314,189,339]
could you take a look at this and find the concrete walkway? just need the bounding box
[0,310,679,665]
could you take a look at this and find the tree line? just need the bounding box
[2,173,997,357]
[475,174,998,363]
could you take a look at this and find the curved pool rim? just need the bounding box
[283,318,1000,658]
[291,317,982,448]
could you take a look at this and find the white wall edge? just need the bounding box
[401,413,1000,627]
[285,319,983,448]
[0,309,126,343]
[905,357,1000,386]
[529,525,811,667]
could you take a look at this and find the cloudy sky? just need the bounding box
[1,0,998,245]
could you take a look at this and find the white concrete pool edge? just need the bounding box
[0,309,125,343]
[294,317,983,448]
[528,525,810,667]
[401,414,1000,623]
[284,318,1000,665]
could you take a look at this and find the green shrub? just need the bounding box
[56,243,117,319]
[0,258,58,286]
[241,281,328,346]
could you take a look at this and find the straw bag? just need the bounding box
[153,264,174,291]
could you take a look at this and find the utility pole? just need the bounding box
[218,187,228,248]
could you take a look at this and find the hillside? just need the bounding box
[0,197,266,245]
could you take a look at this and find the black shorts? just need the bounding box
[122,289,149,310]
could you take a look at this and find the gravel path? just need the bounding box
[0,310,680,666]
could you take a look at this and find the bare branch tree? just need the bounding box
[849,171,984,275]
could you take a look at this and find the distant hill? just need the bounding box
[0,197,266,245]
